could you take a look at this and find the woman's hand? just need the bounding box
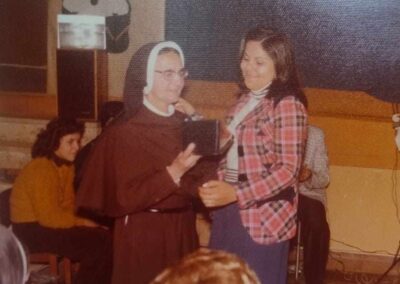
[220,121,231,139]
[219,122,233,151]
[174,97,196,116]
[167,143,201,183]
[199,180,237,207]
[298,165,312,182]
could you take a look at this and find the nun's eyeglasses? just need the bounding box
[155,68,189,80]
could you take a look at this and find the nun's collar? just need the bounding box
[143,95,175,117]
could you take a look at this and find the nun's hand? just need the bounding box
[174,97,196,116]
[199,180,237,207]
[167,143,201,184]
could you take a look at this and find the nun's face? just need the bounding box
[147,51,185,112]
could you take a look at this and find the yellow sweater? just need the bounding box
[10,157,88,228]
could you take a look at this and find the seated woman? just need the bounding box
[10,118,112,284]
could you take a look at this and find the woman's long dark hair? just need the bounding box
[31,118,84,158]
[240,26,308,108]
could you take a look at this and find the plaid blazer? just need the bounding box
[218,93,308,245]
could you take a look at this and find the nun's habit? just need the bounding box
[76,41,216,284]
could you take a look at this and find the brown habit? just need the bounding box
[77,106,215,284]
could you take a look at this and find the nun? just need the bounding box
[77,41,215,284]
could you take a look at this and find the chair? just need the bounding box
[294,221,302,281]
[0,188,12,227]
[288,220,303,281]
[29,253,73,284]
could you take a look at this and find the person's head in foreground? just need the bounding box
[151,248,261,284]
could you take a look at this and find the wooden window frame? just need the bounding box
[0,1,59,119]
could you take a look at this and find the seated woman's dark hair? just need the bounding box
[31,118,84,158]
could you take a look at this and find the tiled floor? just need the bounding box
[288,270,399,284]
[286,251,400,284]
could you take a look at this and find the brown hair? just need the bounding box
[31,118,84,158]
[240,26,307,107]
[151,248,260,284]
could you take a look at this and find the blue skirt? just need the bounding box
[209,203,289,284]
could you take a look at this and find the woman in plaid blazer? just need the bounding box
[199,27,308,284]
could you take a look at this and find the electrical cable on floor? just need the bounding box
[329,252,393,284]
[328,251,346,273]
[329,254,380,284]
[328,239,400,283]
[329,252,366,283]
[372,111,400,282]
[375,241,400,284]
[326,105,400,283]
